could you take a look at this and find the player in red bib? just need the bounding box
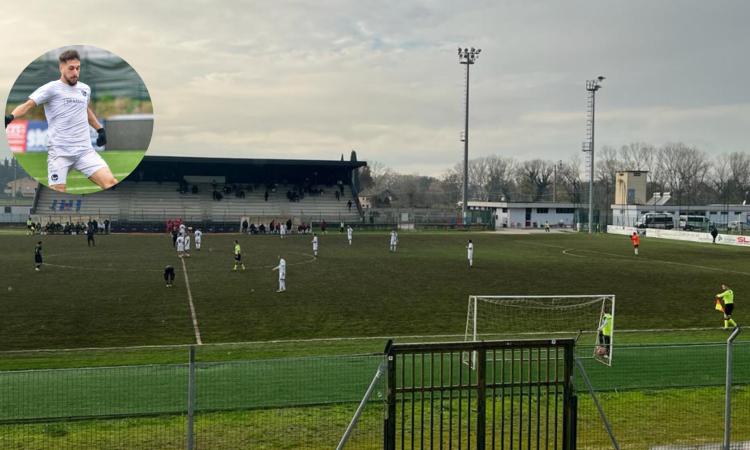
[630,232,640,255]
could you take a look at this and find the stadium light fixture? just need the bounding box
[458,47,481,225]
[584,76,605,233]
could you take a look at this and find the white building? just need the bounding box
[467,201,579,229]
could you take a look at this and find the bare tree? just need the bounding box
[712,154,732,202]
[515,159,554,201]
[728,152,750,202]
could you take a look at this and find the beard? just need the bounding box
[63,74,78,86]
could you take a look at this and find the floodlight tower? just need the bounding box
[458,47,481,225]
[583,76,605,233]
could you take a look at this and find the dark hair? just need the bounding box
[58,49,80,64]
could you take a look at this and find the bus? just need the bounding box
[637,213,674,229]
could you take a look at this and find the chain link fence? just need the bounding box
[0,340,746,449]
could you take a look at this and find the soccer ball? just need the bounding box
[595,346,607,356]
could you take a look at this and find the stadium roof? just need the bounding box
[139,155,366,169]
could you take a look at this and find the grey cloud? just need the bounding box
[1,0,749,176]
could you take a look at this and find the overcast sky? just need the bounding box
[2,0,749,176]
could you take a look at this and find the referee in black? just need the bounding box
[34,241,43,271]
[164,265,175,287]
[86,223,96,247]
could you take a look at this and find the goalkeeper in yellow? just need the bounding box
[597,311,613,359]
[716,284,738,330]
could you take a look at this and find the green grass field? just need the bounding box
[1,230,748,448]
[13,150,146,194]
[2,231,748,351]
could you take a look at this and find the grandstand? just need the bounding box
[30,154,366,231]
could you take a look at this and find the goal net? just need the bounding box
[464,295,615,366]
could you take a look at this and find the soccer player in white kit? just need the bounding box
[347,226,353,245]
[176,234,185,257]
[389,230,398,252]
[272,256,286,292]
[194,229,202,251]
[184,234,191,257]
[312,233,319,258]
[280,223,287,239]
[466,239,474,268]
[5,49,116,192]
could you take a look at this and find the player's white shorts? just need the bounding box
[47,149,108,186]
[195,239,202,248]
[468,251,474,259]
[177,243,185,252]
[313,244,319,251]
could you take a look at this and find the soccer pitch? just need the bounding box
[2,230,749,448]
[13,150,147,194]
[2,230,748,352]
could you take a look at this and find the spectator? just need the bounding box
[264,190,269,201]
[347,200,352,211]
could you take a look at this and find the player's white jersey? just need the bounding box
[179,224,186,236]
[176,235,185,252]
[29,80,92,155]
[312,236,319,248]
[390,231,398,244]
[467,242,474,257]
[277,259,286,279]
[194,230,202,240]
[347,227,353,239]
[184,235,191,250]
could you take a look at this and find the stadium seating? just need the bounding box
[33,181,360,225]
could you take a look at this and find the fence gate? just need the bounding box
[385,339,577,450]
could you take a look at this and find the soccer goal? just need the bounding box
[464,295,615,366]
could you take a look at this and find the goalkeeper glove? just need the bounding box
[4,114,13,127]
[96,128,107,146]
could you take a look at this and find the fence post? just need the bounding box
[723,326,741,450]
[186,345,196,450]
[384,342,396,450]
[476,347,486,450]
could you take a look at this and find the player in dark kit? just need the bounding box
[164,265,175,287]
[34,241,43,271]
[86,225,95,247]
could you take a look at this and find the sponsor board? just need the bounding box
[607,225,750,247]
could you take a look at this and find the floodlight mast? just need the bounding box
[458,47,481,225]
[583,76,605,233]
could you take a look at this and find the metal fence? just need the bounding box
[0,340,747,449]
[385,339,576,450]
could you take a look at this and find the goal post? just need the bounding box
[464,295,615,366]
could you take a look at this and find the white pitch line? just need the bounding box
[561,248,586,258]
[0,327,734,355]
[180,257,203,345]
[562,247,750,276]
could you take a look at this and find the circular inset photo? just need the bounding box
[4,45,153,194]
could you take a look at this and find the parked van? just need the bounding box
[678,215,711,232]
[637,213,674,229]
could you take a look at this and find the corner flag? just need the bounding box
[715,298,725,313]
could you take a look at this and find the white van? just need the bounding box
[678,215,711,232]
[637,213,674,230]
